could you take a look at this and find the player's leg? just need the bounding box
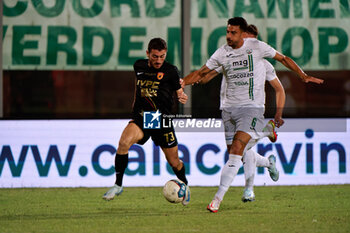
[162,146,190,206]
[241,138,261,200]
[208,109,243,212]
[242,137,269,202]
[245,117,280,183]
[243,120,278,191]
[157,126,190,206]
[239,111,279,202]
[103,122,144,201]
[208,131,251,213]
[216,131,250,198]
[155,125,188,184]
[115,122,144,184]
[254,151,270,167]
[162,146,188,185]
[223,141,260,202]
[241,148,279,202]
[242,149,256,202]
[209,107,267,211]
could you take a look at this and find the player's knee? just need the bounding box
[117,138,132,153]
[230,140,245,155]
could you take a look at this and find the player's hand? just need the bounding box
[274,117,284,128]
[179,79,185,89]
[197,77,207,85]
[178,92,188,104]
[301,75,324,84]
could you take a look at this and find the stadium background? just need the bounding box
[1,0,349,187]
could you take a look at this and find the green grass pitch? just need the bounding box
[1,185,349,233]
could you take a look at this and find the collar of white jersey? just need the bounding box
[223,40,250,52]
[244,37,258,42]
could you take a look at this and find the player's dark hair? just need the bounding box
[247,24,258,37]
[227,17,248,32]
[148,38,167,52]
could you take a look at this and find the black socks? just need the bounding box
[115,153,129,186]
[115,153,188,186]
[172,163,188,185]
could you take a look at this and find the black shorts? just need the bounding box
[130,117,178,148]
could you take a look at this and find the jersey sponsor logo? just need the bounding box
[141,88,158,97]
[229,72,253,79]
[233,81,249,86]
[143,110,161,129]
[232,59,248,67]
[144,72,156,76]
[157,72,164,80]
[137,80,160,89]
[226,53,244,58]
[137,80,160,97]
[232,59,248,71]
[231,55,254,72]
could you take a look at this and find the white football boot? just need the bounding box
[241,189,255,202]
[102,184,123,201]
[263,120,278,143]
[207,197,221,213]
[182,185,191,206]
[268,155,279,182]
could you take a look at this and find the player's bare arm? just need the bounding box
[176,88,188,104]
[183,65,213,85]
[268,77,285,128]
[180,69,219,88]
[273,52,324,84]
[198,69,220,84]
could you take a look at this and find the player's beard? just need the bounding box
[153,62,162,69]
[149,60,162,69]
[227,39,238,49]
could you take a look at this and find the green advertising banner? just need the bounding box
[2,0,350,70]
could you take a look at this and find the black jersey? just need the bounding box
[132,59,181,117]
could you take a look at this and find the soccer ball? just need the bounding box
[162,179,186,203]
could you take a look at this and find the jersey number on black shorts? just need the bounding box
[164,132,175,143]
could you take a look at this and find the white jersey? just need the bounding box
[264,59,277,82]
[218,59,277,109]
[207,38,276,108]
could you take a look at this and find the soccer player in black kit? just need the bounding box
[103,38,190,205]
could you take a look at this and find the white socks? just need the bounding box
[214,151,271,201]
[255,151,270,167]
[243,150,256,191]
[243,150,271,192]
[215,154,242,201]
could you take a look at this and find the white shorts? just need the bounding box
[221,106,266,146]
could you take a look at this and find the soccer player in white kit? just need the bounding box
[210,24,286,203]
[191,24,285,204]
[183,17,324,213]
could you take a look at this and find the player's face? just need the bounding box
[226,25,244,49]
[147,49,167,69]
